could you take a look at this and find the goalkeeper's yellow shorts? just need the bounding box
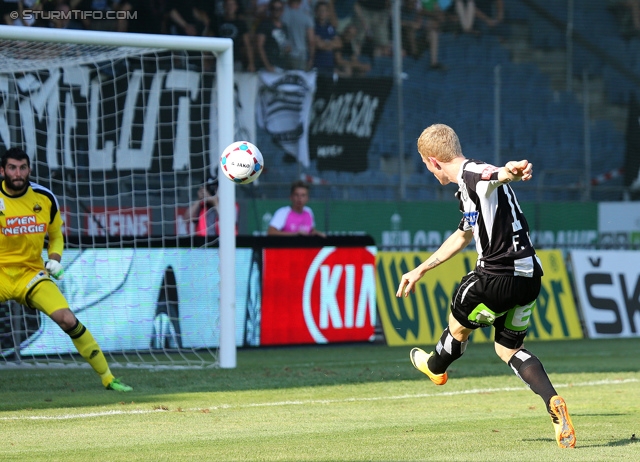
[0,266,68,316]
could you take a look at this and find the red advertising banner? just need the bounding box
[87,207,151,236]
[261,246,377,345]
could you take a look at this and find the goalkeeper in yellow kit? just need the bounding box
[0,148,132,392]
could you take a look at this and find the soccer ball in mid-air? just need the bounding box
[220,141,264,184]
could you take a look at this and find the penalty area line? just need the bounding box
[1,377,637,421]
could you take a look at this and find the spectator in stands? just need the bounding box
[397,124,576,450]
[166,0,211,69]
[332,0,355,31]
[353,0,391,57]
[127,0,168,34]
[49,0,83,29]
[29,0,80,29]
[626,0,640,36]
[3,0,39,26]
[401,0,445,69]
[453,0,477,34]
[214,0,256,72]
[335,22,371,77]
[166,0,210,36]
[249,0,271,23]
[419,0,446,69]
[267,180,326,236]
[184,178,219,236]
[0,148,133,392]
[312,0,341,77]
[610,0,640,39]
[0,0,14,25]
[401,0,422,58]
[474,0,504,36]
[256,0,291,72]
[70,0,133,32]
[281,0,314,70]
[293,0,338,28]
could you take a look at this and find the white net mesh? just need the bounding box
[0,36,239,369]
[0,41,160,73]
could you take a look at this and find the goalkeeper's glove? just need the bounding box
[45,260,64,280]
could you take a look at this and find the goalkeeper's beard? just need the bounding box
[5,174,30,194]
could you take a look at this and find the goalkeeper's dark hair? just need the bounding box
[1,147,30,169]
[290,180,310,195]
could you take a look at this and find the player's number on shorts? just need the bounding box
[511,302,534,328]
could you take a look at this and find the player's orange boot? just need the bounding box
[410,348,448,385]
[549,395,576,448]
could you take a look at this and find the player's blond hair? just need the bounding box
[416,124,463,163]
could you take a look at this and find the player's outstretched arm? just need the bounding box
[499,160,533,183]
[396,229,472,298]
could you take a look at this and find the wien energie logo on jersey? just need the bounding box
[2,215,47,235]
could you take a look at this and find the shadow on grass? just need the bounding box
[570,437,639,448]
[0,338,639,412]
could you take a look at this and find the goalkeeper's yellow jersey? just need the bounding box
[0,180,64,271]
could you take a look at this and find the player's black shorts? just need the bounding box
[450,270,542,349]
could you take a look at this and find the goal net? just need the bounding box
[0,26,243,370]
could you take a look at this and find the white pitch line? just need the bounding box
[1,377,637,421]
[1,409,164,420]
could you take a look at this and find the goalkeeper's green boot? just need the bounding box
[106,378,133,392]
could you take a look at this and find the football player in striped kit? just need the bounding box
[0,148,132,392]
[396,124,575,449]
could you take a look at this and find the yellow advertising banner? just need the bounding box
[376,250,583,346]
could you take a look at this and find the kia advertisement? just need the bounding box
[261,246,377,345]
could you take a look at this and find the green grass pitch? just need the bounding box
[1,338,638,461]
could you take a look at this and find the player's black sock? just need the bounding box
[428,327,468,374]
[508,349,558,419]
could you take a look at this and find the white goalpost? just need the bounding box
[0,25,238,369]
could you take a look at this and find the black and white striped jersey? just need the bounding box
[455,159,543,277]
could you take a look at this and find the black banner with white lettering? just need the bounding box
[310,76,392,173]
[624,93,640,197]
[0,62,258,175]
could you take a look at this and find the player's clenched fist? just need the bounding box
[505,160,533,181]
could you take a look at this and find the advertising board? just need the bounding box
[571,250,640,338]
[12,248,252,355]
[260,246,377,345]
[376,250,583,346]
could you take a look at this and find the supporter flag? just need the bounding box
[310,76,393,173]
[624,93,640,196]
[256,70,317,167]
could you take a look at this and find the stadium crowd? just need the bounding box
[0,0,510,76]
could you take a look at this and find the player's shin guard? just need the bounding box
[508,349,557,415]
[66,320,114,387]
[428,327,468,374]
